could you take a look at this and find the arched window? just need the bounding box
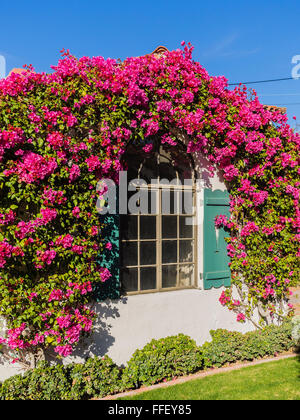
[120,142,197,294]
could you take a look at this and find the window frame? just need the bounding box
[120,181,198,296]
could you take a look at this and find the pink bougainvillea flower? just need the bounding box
[237,313,246,323]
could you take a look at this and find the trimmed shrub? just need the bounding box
[202,321,294,368]
[0,356,121,400]
[0,362,72,400]
[68,356,122,400]
[122,334,203,388]
[243,321,295,358]
[201,330,246,368]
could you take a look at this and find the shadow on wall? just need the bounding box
[193,151,227,191]
[173,129,227,191]
[69,297,128,361]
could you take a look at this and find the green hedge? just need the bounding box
[122,334,203,388]
[0,362,71,401]
[0,322,296,400]
[68,356,122,400]
[201,321,294,368]
[0,356,122,401]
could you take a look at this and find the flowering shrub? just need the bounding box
[0,43,299,363]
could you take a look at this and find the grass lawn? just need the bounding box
[120,357,300,400]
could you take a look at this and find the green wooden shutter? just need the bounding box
[203,189,231,290]
[94,187,121,301]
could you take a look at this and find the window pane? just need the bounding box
[140,241,156,265]
[179,265,194,287]
[138,189,158,215]
[162,190,178,214]
[140,267,157,290]
[179,216,193,238]
[121,215,138,240]
[121,242,138,266]
[162,240,177,264]
[183,190,194,215]
[140,216,156,239]
[162,265,177,288]
[162,216,177,239]
[122,268,138,292]
[128,188,148,215]
[148,190,158,215]
[179,240,193,263]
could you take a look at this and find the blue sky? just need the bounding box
[1,0,300,124]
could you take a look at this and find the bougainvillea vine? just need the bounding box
[0,43,299,364]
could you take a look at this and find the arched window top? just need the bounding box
[123,142,195,185]
[120,140,197,295]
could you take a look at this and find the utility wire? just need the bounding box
[228,77,298,86]
[268,103,300,106]
[259,93,300,97]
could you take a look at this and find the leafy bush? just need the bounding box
[0,362,72,400]
[68,356,122,400]
[0,356,121,400]
[201,330,246,368]
[202,321,294,368]
[122,334,203,388]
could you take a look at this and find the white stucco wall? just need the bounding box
[68,288,252,366]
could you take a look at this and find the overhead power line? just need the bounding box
[228,77,298,86]
[269,103,300,106]
[259,93,300,97]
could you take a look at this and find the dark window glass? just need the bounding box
[162,216,177,239]
[162,240,177,264]
[127,188,157,215]
[140,241,156,265]
[179,216,193,238]
[121,215,138,240]
[140,267,157,290]
[162,265,177,288]
[140,216,156,240]
[162,190,178,214]
[121,242,138,267]
[148,190,158,215]
[183,190,194,214]
[122,268,138,292]
[179,240,193,263]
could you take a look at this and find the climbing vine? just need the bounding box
[0,43,299,364]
